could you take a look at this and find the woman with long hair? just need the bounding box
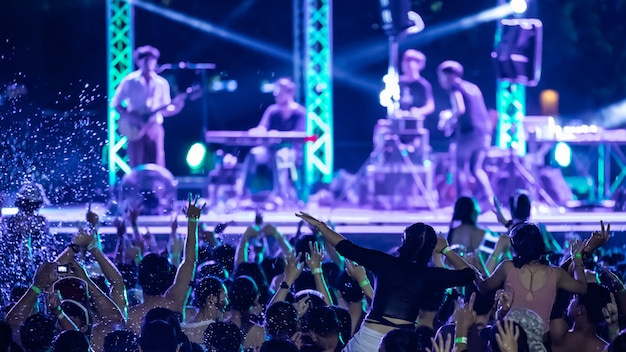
[476,222,588,333]
[296,212,476,351]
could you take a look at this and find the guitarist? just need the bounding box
[111,45,184,167]
[437,60,494,204]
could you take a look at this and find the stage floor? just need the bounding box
[2,202,623,238]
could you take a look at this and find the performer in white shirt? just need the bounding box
[111,45,184,167]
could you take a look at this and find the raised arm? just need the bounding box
[305,242,333,306]
[5,262,58,328]
[267,252,303,307]
[71,259,124,323]
[262,224,293,256]
[75,231,128,320]
[557,240,587,294]
[476,260,511,294]
[296,212,345,247]
[163,194,202,312]
[345,260,373,301]
[235,226,260,266]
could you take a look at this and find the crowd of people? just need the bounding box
[1,183,625,352]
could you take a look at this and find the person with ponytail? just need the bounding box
[296,212,476,351]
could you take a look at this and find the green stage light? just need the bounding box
[186,143,207,169]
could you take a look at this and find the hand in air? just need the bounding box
[434,233,449,254]
[495,319,520,352]
[345,260,367,282]
[584,220,611,253]
[305,241,324,270]
[182,193,205,219]
[569,239,584,257]
[495,283,514,317]
[454,292,477,331]
[427,333,452,352]
[284,251,304,284]
[493,196,508,226]
[85,202,99,228]
[603,292,619,326]
[295,211,323,227]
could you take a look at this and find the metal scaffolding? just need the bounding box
[105,0,133,187]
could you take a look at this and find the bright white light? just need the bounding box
[510,0,527,14]
[554,142,572,168]
[186,143,206,169]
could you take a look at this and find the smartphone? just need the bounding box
[57,264,69,274]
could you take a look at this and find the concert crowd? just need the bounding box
[1,181,625,352]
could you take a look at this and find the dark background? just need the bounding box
[1,0,625,203]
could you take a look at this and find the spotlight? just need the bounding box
[554,142,572,168]
[186,143,207,170]
[510,0,527,14]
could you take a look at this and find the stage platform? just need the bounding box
[2,202,624,246]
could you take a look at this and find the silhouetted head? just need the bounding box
[452,196,479,226]
[229,276,259,312]
[103,330,139,352]
[142,307,185,346]
[398,223,437,266]
[338,271,364,303]
[140,320,179,352]
[438,60,464,90]
[260,339,299,352]
[379,329,419,352]
[197,260,228,281]
[301,306,341,338]
[204,322,243,352]
[510,222,547,268]
[194,276,228,313]
[265,301,299,340]
[568,283,611,326]
[212,244,236,274]
[20,313,56,352]
[138,253,176,296]
[53,330,89,352]
[273,77,296,105]
[402,49,426,74]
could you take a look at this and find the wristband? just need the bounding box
[455,337,468,344]
[87,241,97,251]
[441,246,451,255]
[56,312,65,320]
[311,268,323,275]
[359,279,370,288]
[30,285,42,295]
[188,217,199,223]
[574,252,583,260]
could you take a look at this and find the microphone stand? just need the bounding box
[159,62,216,140]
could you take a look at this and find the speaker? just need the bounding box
[378,0,412,36]
[492,18,543,86]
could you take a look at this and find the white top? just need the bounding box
[110,70,171,124]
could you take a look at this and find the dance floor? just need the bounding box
[2,202,624,251]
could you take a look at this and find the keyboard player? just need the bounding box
[242,77,306,205]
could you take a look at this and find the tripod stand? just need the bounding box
[496,146,558,208]
[334,124,437,210]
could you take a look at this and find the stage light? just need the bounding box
[186,143,207,170]
[510,0,528,14]
[554,142,572,168]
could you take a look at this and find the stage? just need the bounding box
[3,201,624,253]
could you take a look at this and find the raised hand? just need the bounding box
[345,260,367,282]
[262,224,278,237]
[295,211,323,227]
[128,206,140,227]
[170,212,179,233]
[603,292,619,326]
[113,217,126,237]
[284,251,304,284]
[305,241,324,270]
[569,239,584,257]
[182,193,205,219]
[434,233,449,254]
[454,292,477,331]
[495,283,514,317]
[86,202,99,228]
[33,262,59,291]
[73,228,96,249]
[427,333,452,352]
[584,220,611,253]
[495,319,520,352]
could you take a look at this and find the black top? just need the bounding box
[450,80,491,137]
[258,104,306,132]
[399,77,432,112]
[335,240,475,323]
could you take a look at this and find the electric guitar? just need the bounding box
[117,84,202,141]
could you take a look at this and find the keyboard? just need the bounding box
[205,130,315,146]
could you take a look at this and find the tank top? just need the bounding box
[504,265,558,330]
